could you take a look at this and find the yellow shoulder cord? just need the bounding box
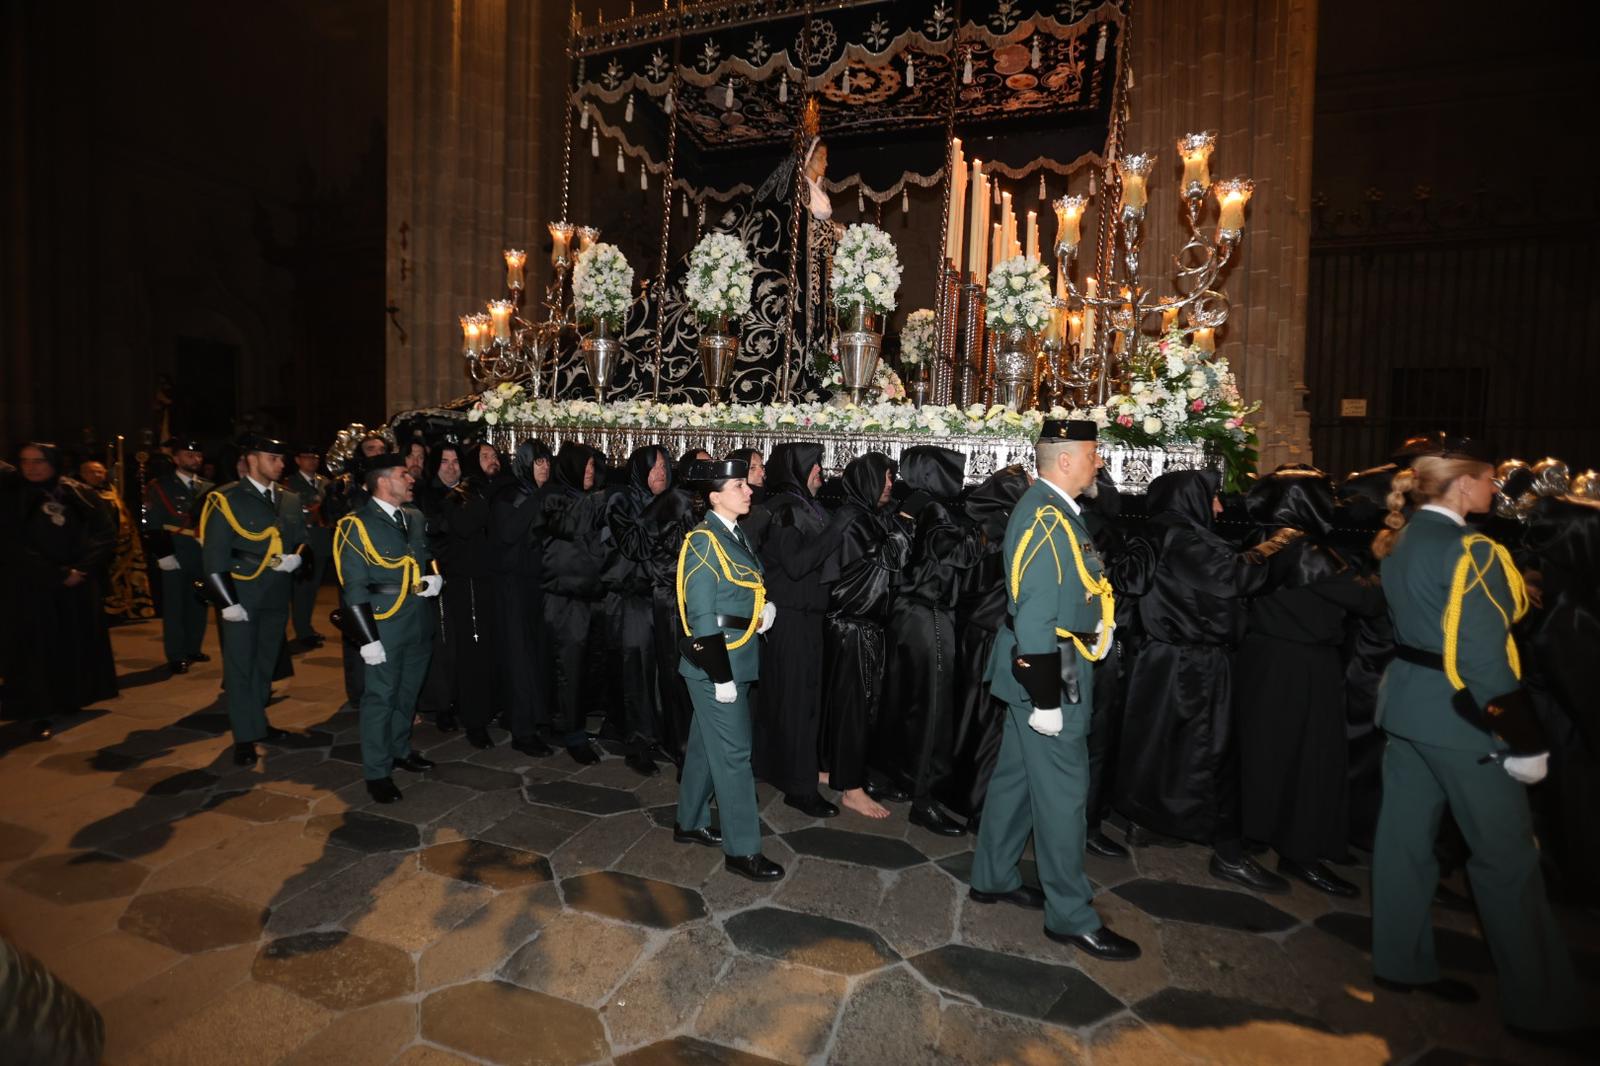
[1442,533,1530,691]
[675,527,766,650]
[198,492,282,581]
[1009,505,1117,661]
[332,514,422,621]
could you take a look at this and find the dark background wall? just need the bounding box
[1305,0,1599,475]
[2,0,388,463]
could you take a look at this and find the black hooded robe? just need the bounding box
[600,445,673,755]
[490,440,552,742]
[820,453,911,791]
[640,485,697,765]
[413,448,461,720]
[876,446,983,807]
[433,444,505,734]
[753,443,849,798]
[1237,470,1387,863]
[540,444,612,745]
[1115,469,1269,847]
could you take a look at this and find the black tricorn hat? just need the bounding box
[164,437,204,454]
[685,458,747,485]
[1039,418,1099,442]
[238,434,291,457]
[1435,435,1495,464]
[294,443,322,457]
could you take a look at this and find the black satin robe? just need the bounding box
[600,446,674,752]
[641,487,696,764]
[435,474,502,733]
[541,445,612,740]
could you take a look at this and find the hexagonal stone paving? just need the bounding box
[1112,877,1299,934]
[645,804,774,838]
[421,980,607,1066]
[0,819,47,861]
[260,729,334,749]
[780,827,928,871]
[909,942,1123,1028]
[304,811,421,853]
[481,807,595,854]
[172,710,232,734]
[120,886,269,953]
[1314,911,1493,974]
[424,761,523,791]
[253,930,415,1010]
[614,1036,788,1066]
[328,743,364,765]
[561,870,707,929]
[7,851,150,903]
[525,780,642,815]
[419,839,553,889]
[39,749,142,774]
[936,850,1038,889]
[724,906,900,975]
[114,765,221,796]
[204,789,311,823]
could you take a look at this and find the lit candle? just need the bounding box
[1161,306,1179,333]
[945,138,965,266]
[1067,310,1084,350]
[1054,194,1087,255]
[461,314,482,357]
[1192,326,1216,352]
[1000,191,1014,261]
[488,300,514,343]
[1214,178,1254,236]
[1177,131,1216,198]
[991,223,1003,274]
[548,220,575,268]
[1118,153,1155,214]
[1025,211,1038,261]
[1082,277,1097,353]
[504,249,526,292]
[576,226,600,254]
[968,158,985,276]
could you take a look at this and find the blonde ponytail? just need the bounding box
[1371,468,1417,559]
[1370,455,1492,559]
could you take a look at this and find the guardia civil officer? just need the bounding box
[968,419,1139,960]
[285,444,334,649]
[198,435,308,765]
[671,457,783,881]
[1370,438,1588,1049]
[334,454,443,803]
[145,437,213,673]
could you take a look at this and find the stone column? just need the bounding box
[1123,0,1317,469]
[385,0,569,415]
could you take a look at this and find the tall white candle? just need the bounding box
[1025,211,1038,262]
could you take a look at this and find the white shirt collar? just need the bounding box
[710,510,740,535]
[177,472,194,488]
[1038,477,1083,516]
[247,476,274,499]
[301,471,318,487]
[1420,502,1465,526]
[373,498,400,520]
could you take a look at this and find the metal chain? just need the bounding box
[653,59,680,400]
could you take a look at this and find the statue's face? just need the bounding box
[805,143,828,184]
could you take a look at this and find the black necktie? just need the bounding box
[396,509,408,535]
[732,523,749,552]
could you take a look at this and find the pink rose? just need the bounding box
[1224,419,1238,429]
[1158,341,1169,353]
[1117,414,1134,428]
[1191,399,1205,412]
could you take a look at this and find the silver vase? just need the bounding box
[994,326,1037,412]
[697,315,739,404]
[838,303,883,406]
[579,318,621,402]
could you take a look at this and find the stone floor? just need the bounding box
[1,593,1596,1065]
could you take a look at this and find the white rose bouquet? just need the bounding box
[984,256,1053,334]
[571,242,635,330]
[684,232,754,325]
[900,308,936,366]
[831,223,901,315]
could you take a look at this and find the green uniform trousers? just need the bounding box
[676,677,762,858]
[359,615,432,780]
[220,605,287,743]
[1372,734,1584,1030]
[160,568,208,663]
[290,532,332,640]
[971,699,1099,936]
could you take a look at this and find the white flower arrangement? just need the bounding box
[831,223,902,315]
[684,232,754,324]
[822,360,907,404]
[899,308,936,366]
[571,242,635,329]
[984,255,1053,334]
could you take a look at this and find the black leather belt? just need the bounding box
[368,583,404,595]
[716,614,753,630]
[233,551,266,568]
[1394,644,1445,671]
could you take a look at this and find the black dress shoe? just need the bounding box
[673,824,723,848]
[724,853,784,881]
[784,792,840,819]
[394,752,436,772]
[1085,829,1130,859]
[466,729,495,750]
[1374,975,1478,1003]
[968,884,1047,910]
[625,751,661,778]
[299,634,326,650]
[168,659,190,674]
[30,719,54,741]
[232,742,258,766]
[435,712,460,734]
[366,777,403,803]
[909,803,966,837]
[1044,924,1141,961]
[512,736,555,757]
[864,781,911,803]
[1278,857,1359,898]
[1209,853,1292,894]
[187,652,211,663]
[567,742,601,766]
[1126,823,1186,848]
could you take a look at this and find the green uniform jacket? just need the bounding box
[199,479,307,610]
[286,470,335,550]
[144,472,213,571]
[334,499,432,622]
[1378,508,1522,753]
[677,516,765,684]
[987,479,1110,706]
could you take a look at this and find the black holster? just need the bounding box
[1451,686,1546,756]
[200,572,239,609]
[678,631,734,684]
[339,601,382,647]
[1012,648,1083,709]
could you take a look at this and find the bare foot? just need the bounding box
[840,788,890,820]
[818,771,831,785]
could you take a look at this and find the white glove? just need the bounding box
[1028,707,1063,737]
[156,554,181,572]
[221,604,249,623]
[272,553,303,574]
[757,602,777,634]
[1503,752,1549,785]
[417,574,444,598]
[713,681,737,704]
[360,640,388,666]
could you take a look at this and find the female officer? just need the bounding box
[1370,438,1584,1049]
[671,457,783,881]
